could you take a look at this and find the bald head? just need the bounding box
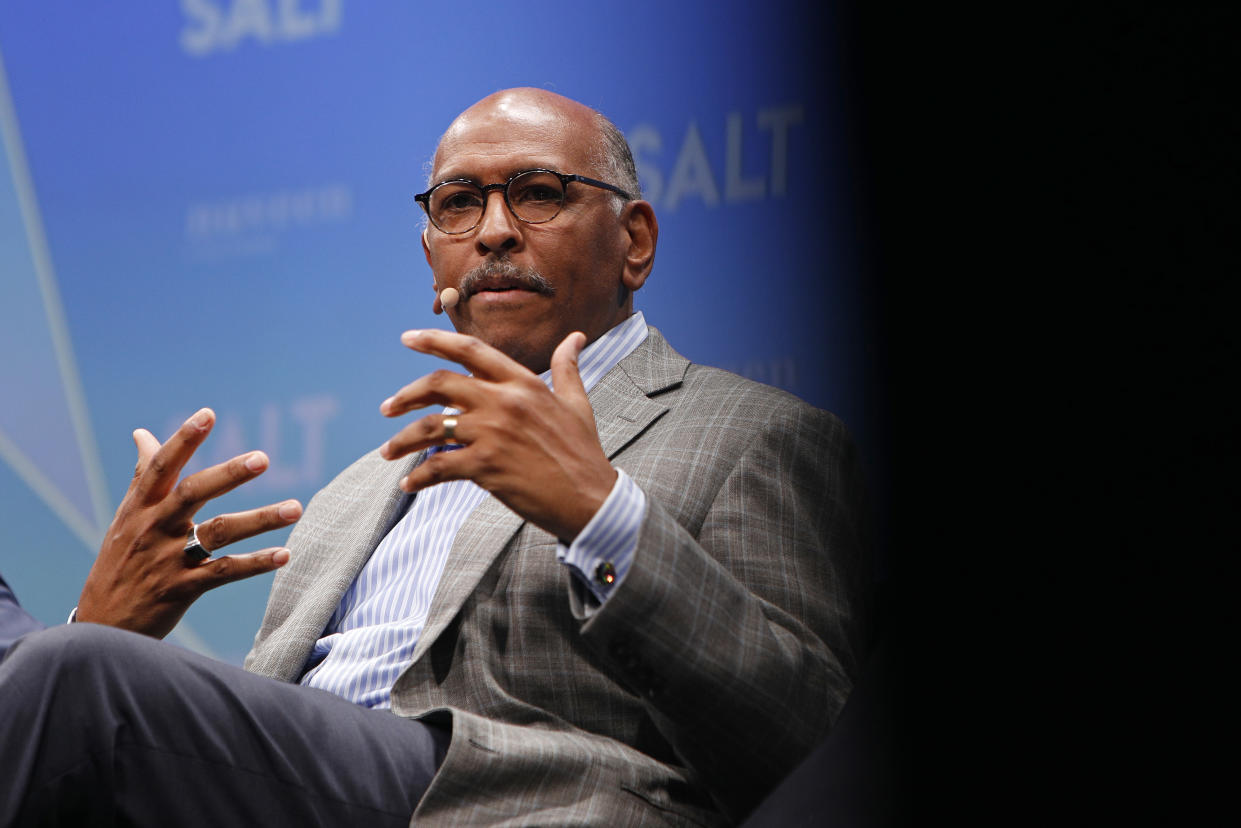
[442,88,598,146]
[430,88,640,204]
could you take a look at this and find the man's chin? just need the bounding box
[464,325,557,375]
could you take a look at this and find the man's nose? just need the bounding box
[474,190,521,254]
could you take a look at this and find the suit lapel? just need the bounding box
[409,327,687,663]
[332,455,421,576]
[410,491,523,664]
[591,328,683,457]
[250,448,424,681]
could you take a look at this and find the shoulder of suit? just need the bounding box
[301,446,391,508]
[683,363,844,431]
[632,324,844,428]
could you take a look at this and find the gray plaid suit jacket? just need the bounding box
[244,326,872,826]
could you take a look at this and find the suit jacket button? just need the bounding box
[595,561,617,587]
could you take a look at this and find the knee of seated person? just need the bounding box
[4,622,147,684]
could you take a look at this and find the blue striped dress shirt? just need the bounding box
[300,313,649,708]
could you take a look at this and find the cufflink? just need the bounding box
[595,561,617,587]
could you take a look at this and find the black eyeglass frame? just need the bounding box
[414,168,634,235]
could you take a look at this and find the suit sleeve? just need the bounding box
[570,398,873,821]
[0,574,47,659]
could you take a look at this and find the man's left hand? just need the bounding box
[379,330,616,543]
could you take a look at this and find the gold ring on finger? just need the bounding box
[442,416,460,445]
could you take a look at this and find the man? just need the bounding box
[0,88,871,826]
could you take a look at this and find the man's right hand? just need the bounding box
[75,408,302,639]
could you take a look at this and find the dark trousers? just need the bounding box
[0,623,449,827]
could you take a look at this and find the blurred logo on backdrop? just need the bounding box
[180,0,343,57]
[184,183,353,258]
[629,105,804,211]
[166,395,341,491]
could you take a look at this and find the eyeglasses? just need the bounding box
[415,168,633,235]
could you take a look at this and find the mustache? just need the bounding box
[458,260,556,300]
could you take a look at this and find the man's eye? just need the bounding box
[439,191,482,212]
[513,185,562,204]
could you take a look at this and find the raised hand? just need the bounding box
[379,329,616,543]
[76,408,302,638]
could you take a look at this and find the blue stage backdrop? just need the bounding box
[0,0,879,664]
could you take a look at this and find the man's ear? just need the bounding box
[620,201,658,292]
[422,226,433,269]
[424,227,446,314]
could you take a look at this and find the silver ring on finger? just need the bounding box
[184,524,210,561]
[442,415,461,445]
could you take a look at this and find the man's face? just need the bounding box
[422,91,633,374]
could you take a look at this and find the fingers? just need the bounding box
[380,369,479,419]
[399,328,524,382]
[120,427,165,507]
[550,332,600,441]
[164,450,273,525]
[550,331,589,403]
[188,499,302,555]
[194,547,292,590]
[398,447,469,493]
[131,428,162,478]
[381,329,549,419]
[381,413,463,460]
[190,499,303,590]
[132,408,215,506]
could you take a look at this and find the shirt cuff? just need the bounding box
[557,469,646,605]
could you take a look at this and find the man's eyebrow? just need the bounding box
[429,172,479,185]
[433,166,557,185]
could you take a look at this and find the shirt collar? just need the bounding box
[540,310,647,395]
